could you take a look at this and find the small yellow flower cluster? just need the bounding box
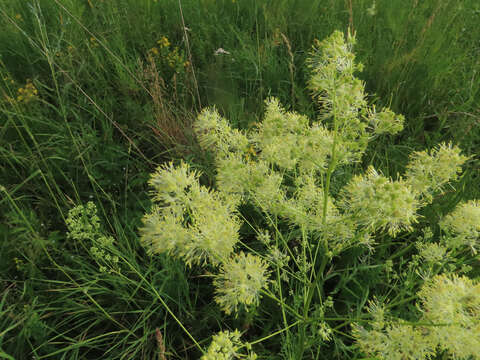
[89,36,99,48]
[149,47,159,56]
[148,36,190,73]
[2,75,15,85]
[15,79,38,104]
[157,36,170,48]
[14,257,25,272]
[166,47,190,70]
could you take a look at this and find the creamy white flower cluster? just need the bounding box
[308,30,404,161]
[201,330,258,360]
[440,199,480,253]
[140,162,241,267]
[140,161,270,315]
[193,30,467,241]
[353,274,480,359]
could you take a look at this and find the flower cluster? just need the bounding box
[253,98,334,173]
[140,162,240,266]
[66,202,119,272]
[139,30,478,358]
[148,35,189,73]
[415,242,448,263]
[66,201,101,242]
[367,105,404,135]
[192,31,469,246]
[352,322,435,360]
[353,274,480,360]
[405,143,468,202]
[89,36,99,48]
[3,78,39,105]
[214,252,270,315]
[140,160,271,321]
[340,167,419,236]
[440,200,480,253]
[418,274,480,358]
[201,330,258,360]
[194,108,250,158]
[17,80,38,103]
[307,30,368,160]
[307,30,406,163]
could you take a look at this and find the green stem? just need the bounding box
[260,289,303,320]
[388,242,415,260]
[242,320,302,347]
[297,96,339,358]
[276,237,291,347]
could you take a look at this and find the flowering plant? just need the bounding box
[140,30,478,359]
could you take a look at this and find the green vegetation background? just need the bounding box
[1,0,479,358]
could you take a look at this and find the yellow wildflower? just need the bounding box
[157,36,170,48]
[15,80,38,103]
[89,37,99,48]
[149,47,159,56]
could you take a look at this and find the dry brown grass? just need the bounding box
[139,55,193,151]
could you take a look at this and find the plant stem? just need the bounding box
[297,93,339,358]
